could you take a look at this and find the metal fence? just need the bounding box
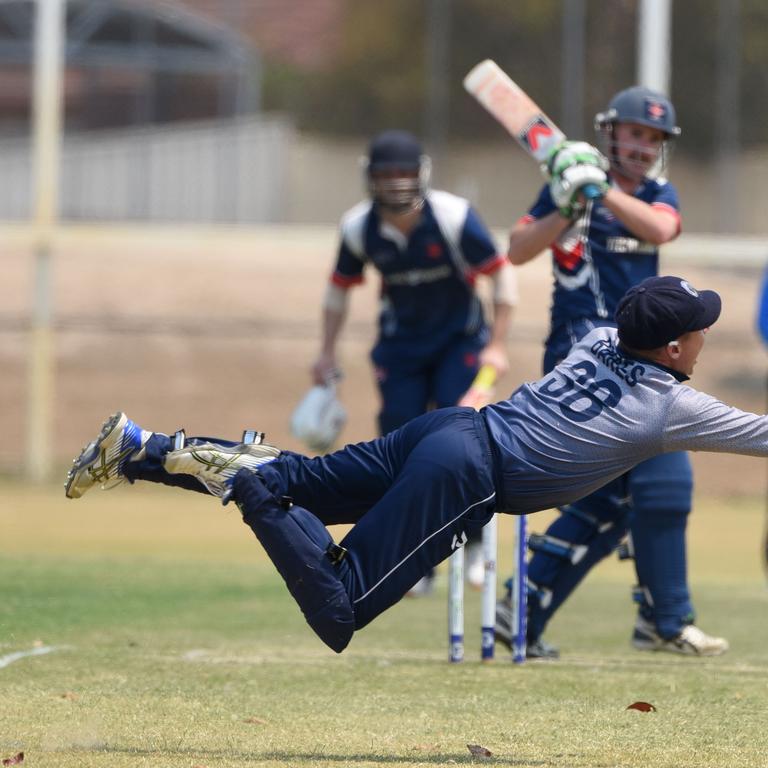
[0,114,294,224]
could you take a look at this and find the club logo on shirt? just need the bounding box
[426,242,443,259]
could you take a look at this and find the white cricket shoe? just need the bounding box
[65,412,152,499]
[163,441,280,498]
[464,541,485,590]
[632,616,729,656]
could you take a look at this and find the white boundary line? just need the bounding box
[0,645,69,669]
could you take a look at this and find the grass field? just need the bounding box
[1,478,767,767]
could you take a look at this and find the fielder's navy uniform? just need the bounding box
[332,190,506,435]
[127,318,768,654]
[518,178,692,642]
[122,276,768,653]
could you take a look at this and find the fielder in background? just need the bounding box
[756,267,768,575]
[495,87,729,659]
[65,277,765,655]
[311,129,517,594]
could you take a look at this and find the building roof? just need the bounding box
[178,0,345,69]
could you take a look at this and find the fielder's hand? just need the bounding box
[545,141,609,219]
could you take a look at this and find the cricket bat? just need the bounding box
[458,363,497,410]
[463,59,601,197]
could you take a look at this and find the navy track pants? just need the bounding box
[126,407,498,651]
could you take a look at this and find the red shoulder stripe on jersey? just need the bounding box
[469,253,507,277]
[331,272,364,289]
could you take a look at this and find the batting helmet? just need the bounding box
[594,87,680,181]
[364,130,431,213]
[594,86,681,137]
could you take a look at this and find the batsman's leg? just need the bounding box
[629,453,727,656]
[525,480,629,644]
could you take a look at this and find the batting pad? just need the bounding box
[232,470,355,653]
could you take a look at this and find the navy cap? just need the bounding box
[616,276,721,350]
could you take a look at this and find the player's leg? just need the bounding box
[65,411,278,500]
[373,337,439,592]
[432,330,488,587]
[228,407,495,647]
[64,412,204,498]
[229,468,356,653]
[337,408,497,629]
[371,338,431,436]
[628,452,728,655]
[507,478,630,655]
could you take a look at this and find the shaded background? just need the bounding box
[0,0,766,497]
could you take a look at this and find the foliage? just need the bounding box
[260,0,768,156]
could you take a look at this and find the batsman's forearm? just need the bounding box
[507,211,570,265]
[602,188,679,245]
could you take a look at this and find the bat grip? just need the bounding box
[582,183,604,201]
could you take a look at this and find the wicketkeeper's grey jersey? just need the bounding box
[483,327,768,514]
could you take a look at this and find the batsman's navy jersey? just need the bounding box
[525,178,680,331]
[484,326,768,514]
[331,190,505,343]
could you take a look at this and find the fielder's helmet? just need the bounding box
[364,130,431,213]
[594,86,681,136]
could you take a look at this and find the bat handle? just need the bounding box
[582,183,604,201]
[473,364,497,391]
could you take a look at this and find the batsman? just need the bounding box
[495,86,728,658]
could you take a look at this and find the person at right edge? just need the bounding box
[494,86,729,658]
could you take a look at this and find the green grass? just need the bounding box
[1,479,767,767]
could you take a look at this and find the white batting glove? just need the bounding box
[546,141,609,177]
[546,141,609,218]
[549,164,609,217]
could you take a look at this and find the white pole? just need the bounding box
[26,0,65,481]
[448,547,464,662]
[637,0,672,93]
[480,514,497,661]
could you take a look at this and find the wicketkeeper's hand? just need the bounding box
[545,141,609,219]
